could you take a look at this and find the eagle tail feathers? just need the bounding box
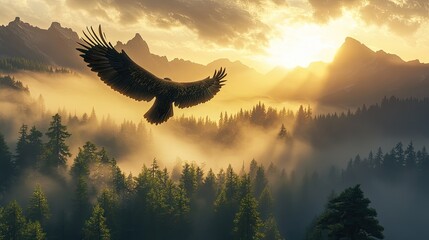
[144,98,174,125]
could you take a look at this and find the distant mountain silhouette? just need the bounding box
[2,18,429,106]
[113,33,265,95]
[0,18,267,97]
[0,17,83,69]
[271,37,429,106]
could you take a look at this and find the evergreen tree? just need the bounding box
[83,204,111,240]
[27,126,43,169]
[45,114,71,169]
[181,162,197,199]
[200,168,217,205]
[0,201,27,240]
[258,187,274,221]
[15,124,29,170]
[26,185,50,225]
[419,147,429,172]
[214,165,240,239]
[373,147,383,169]
[71,142,98,178]
[262,216,283,240]
[97,189,119,238]
[393,142,404,168]
[72,176,91,239]
[253,165,268,198]
[278,124,288,139]
[404,141,416,170]
[0,132,14,192]
[249,159,258,180]
[23,221,46,240]
[317,185,384,240]
[233,194,263,240]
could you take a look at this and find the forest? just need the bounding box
[1,75,429,239]
[1,113,428,239]
[0,58,70,73]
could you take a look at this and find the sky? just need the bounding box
[1,0,429,72]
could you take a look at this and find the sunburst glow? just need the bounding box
[265,15,358,68]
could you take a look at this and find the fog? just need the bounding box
[1,72,429,240]
[6,72,308,171]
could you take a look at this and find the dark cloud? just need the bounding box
[308,0,429,34]
[66,0,281,48]
[308,0,360,22]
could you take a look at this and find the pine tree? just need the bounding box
[258,187,274,221]
[97,189,119,238]
[262,216,283,240]
[0,132,14,192]
[23,221,46,240]
[317,185,384,240]
[15,124,29,170]
[180,163,197,198]
[393,142,404,169]
[249,159,258,180]
[214,165,240,240]
[278,124,288,139]
[233,194,263,240]
[374,147,383,169]
[71,142,98,178]
[200,168,217,205]
[83,204,111,240]
[253,165,268,198]
[27,185,50,225]
[404,141,416,170]
[27,126,43,169]
[72,176,91,238]
[45,114,71,169]
[0,201,27,240]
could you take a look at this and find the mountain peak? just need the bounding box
[332,37,375,66]
[8,17,30,28]
[133,33,143,40]
[125,33,150,53]
[48,21,79,40]
[49,22,62,29]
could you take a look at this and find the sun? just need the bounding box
[266,25,337,68]
[265,16,358,69]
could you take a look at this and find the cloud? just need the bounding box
[308,0,429,35]
[65,0,284,49]
[359,0,429,35]
[308,0,360,22]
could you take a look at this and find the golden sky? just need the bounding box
[1,0,429,72]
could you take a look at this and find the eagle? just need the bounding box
[76,26,226,124]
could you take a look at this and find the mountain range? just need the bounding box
[1,17,429,107]
[270,37,429,106]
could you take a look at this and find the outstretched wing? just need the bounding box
[174,68,227,108]
[76,26,171,101]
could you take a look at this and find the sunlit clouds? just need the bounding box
[1,0,429,71]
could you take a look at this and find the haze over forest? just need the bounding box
[1,16,429,240]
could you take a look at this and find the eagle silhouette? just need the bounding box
[77,26,226,124]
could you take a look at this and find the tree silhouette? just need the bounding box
[15,124,29,171]
[317,185,384,240]
[0,201,27,240]
[26,185,50,226]
[44,114,71,169]
[27,126,44,169]
[262,216,283,240]
[0,132,14,192]
[233,193,263,240]
[23,221,46,240]
[83,204,111,240]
